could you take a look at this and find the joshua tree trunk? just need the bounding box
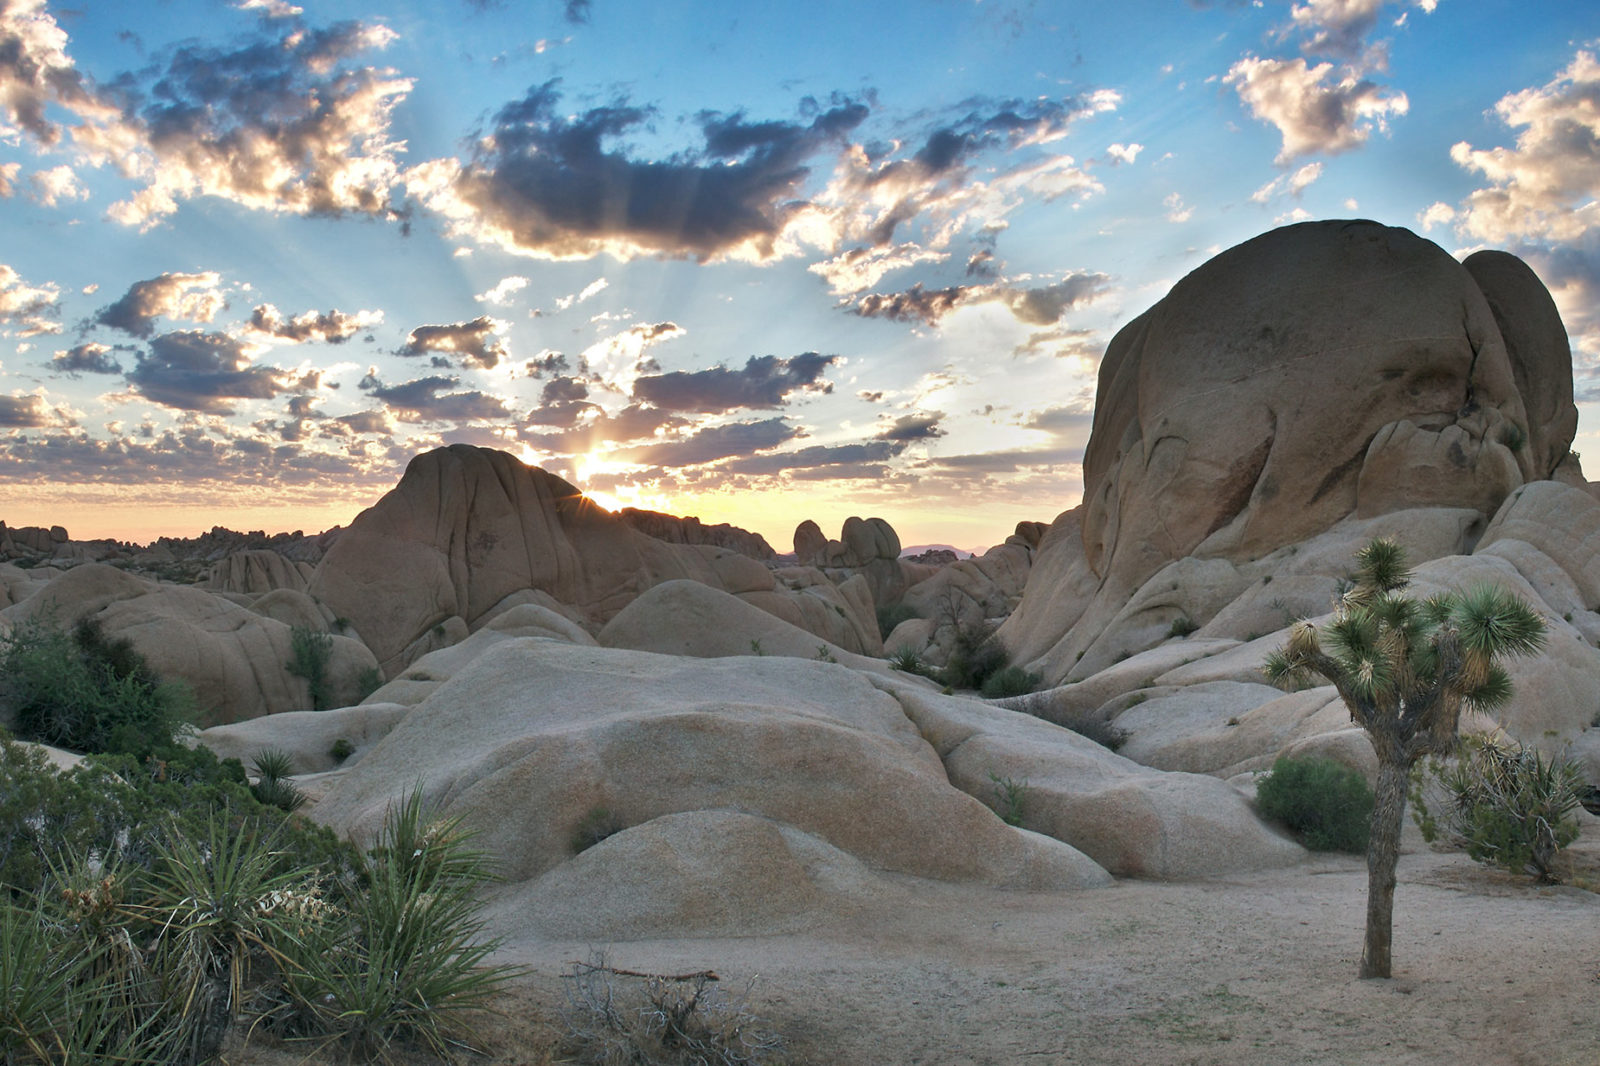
[1361,753,1410,979]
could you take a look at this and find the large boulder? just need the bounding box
[305,445,879,677]
[204,550,314,595]
[312,641,1109,939]
[1004,222,1579,687]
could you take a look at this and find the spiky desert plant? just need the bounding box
[1264,538,1546,978]
[279,789,519,1061]
[138,813,312,1063]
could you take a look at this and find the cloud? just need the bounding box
[95,272,225,337]
[237,0,304,17]
[126,330,295,413]
[848,272,1110,327]
[632,352,836,413]
[1225,55,1407,162]
[1445,49,1600,244]
[0,263,60,336]
[615,417,800,466]
[29,165,88,206]
[921,445,1084,474]
[875,412,945,441]
[366,374,511,422]
[717,439,905,477]
[521,402,684,453]
[1106,142,1143,164]
[1251,161,1325,202]
[0,0,100,148]
[247,304,384,344]
[847,284,971,326]
[807,244,948,295]
[554,276,608,310]
[84,21,413,227]
[1288,0,1387,60]
[406,79,868,262]
[396,316,510,369]
[0,393,62,428]
[0,162,16,196]
[564,0,592,23]
[51,341,123,375]
[476,276,530,305]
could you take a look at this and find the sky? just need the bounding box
[1,0,1598,553]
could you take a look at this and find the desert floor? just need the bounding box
[234,822,1600,1066]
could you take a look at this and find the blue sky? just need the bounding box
[1,0,1597,551]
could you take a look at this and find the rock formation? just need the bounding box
[305,445,879,676]
[616,507,776,561]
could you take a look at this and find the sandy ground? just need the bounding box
[233,824,1600,1066]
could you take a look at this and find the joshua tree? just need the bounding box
[1263,538,1545,979]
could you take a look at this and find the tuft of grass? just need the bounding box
[987,772,1030,827]
[1168,615,1199,639]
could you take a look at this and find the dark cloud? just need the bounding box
[0,427,391,487]
[923,445,1084,473]
[397,316,509,369]
[564,0,592,23]
[126,330,294,413]
[0,395,55,428]
[50,342,124,375]
[541,375,589,403]
[632,352,835,413]
[414,79,868,260]
[0,3,98,147]
[368,374,511,422]
[847,284,971,326]
[95,272,224,338]
[718,439,904,476]
[525,351,570,378]
[876,412,945,441]
[333,410,392,434]
[248,304,380,344]
[521,402,683,451]
[1023,406,1094,435]
[614,418,799,467]
[96,20,411,226]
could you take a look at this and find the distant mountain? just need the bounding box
[899,543,974,560]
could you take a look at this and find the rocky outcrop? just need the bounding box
[1002,220,1584,687]
[204,549,314,595]
[305,445,879,676]
[311,641,1112,938]
[616,507,776,561]
[0,564,379,724]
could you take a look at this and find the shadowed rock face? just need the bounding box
[1080,220,1568,597]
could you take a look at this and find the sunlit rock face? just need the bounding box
[1081,219,1570,596]
[1000,220,1583,685]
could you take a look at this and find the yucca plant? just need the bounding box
[250,749,306,814]
[1414,737,1584,882]
[1264,537,1546,978]
[137,813,314,1064]
[278,790,520,1062]
[0,897,79,1063]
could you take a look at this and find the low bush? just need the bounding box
[561,953,782,1066]
[286,626,334,711]
[1255,755,1373,853]
[0,616,192,757]
[1168,615,1199,639]
[1411,737,1584,882]
[942,622,1010,691]
[987,772,1029,827]
[876,602,920,641]
[980,665,1041,699]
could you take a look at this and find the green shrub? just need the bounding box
[0,617,192,756]
[1168,615,1199,639]
[980,665,1041,699]
[329,738,355,762]
[286,626,335,711]
[274,790,520,1059]
[1255,755,1373,853]
[571,806,625,854]
[1411,738,1584,882]
[355,665,384,702]
[942,620,1010,691]
[876,602,920,641]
